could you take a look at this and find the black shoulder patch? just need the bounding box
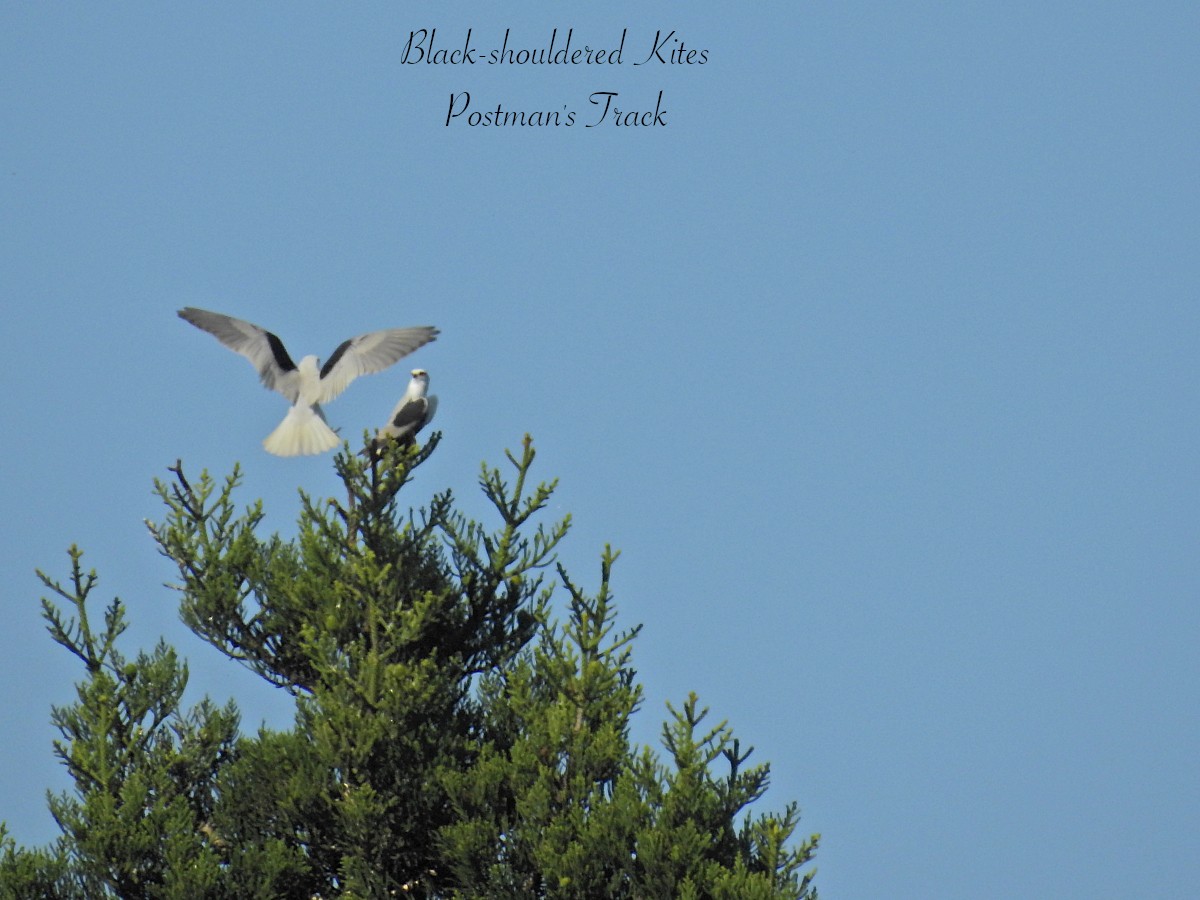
[321,339,353,378]
[391,399,425,429]
[267,332,296,372]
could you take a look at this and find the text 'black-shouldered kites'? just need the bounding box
[178,307,438,456]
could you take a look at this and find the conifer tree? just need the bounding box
[2,435,818,898]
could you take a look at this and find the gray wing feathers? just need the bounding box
[318,327,439,402]
[389,397,430,432]
[178,307,300,401]
[375,394,436,448]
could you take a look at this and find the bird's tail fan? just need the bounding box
[262,405,340,457]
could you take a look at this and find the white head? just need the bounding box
[410,369,429,396]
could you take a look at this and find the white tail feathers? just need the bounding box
[262,405,340,457]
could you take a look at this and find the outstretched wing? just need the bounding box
[319,326,439,402]
[178,307,301,402]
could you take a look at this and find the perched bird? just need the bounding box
[368,369,438,457]
[178,307,438,456]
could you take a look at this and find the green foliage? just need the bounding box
[3,434,817,898]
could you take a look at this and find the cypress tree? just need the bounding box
[2,435,817,898]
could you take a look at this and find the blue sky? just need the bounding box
[2,4,1197,897]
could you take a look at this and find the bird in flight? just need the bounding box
[368,369,438,458]
[178,307,438,456]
